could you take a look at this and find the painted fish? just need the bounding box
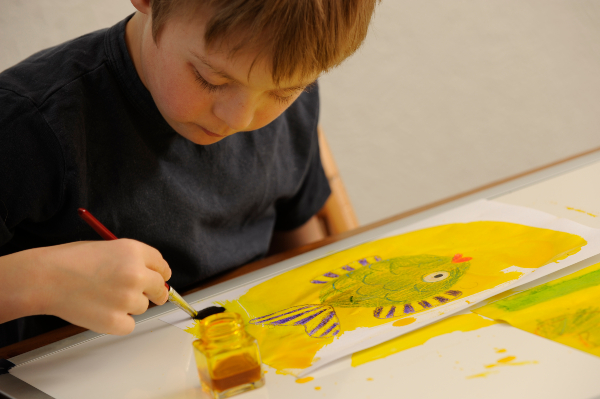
[250,253,471,338]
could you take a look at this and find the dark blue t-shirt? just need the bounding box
[0,16,330,346]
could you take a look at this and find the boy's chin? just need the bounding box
[174,125,228,145]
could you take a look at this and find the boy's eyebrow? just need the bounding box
[190,50,313,92]
[191,51,236,81]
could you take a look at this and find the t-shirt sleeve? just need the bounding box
[274,88,331,231]
[0,89,65,247]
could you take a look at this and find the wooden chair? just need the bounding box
[317,126,360,236]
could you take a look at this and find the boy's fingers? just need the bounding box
[141,245,172,281]
[128,294,150,315]
[144,270,170,305]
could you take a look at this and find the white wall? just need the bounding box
[2,0,600,225]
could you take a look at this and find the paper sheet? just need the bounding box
[474,261,600,358]
[160,200,600,376]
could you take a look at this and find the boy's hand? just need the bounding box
[17,239,171,335]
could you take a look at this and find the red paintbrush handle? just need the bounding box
[77,208,171,291]
[77,208,118,240]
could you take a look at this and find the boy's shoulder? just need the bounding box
[0,23,117,108]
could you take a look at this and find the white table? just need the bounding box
[2,150,600,399]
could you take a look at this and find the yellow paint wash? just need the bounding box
[566,207,597,217]
[351,314,496,367]
[207,222,584,373]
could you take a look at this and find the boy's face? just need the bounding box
[128,9,316,145]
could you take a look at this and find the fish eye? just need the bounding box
[423,271,450,283]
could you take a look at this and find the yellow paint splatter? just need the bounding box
[467,355,538,378]
[195,222,584,373]
[495,348,506,353]
[566,207,597,217]
[263,370,268,374]
[352,314,497,367]
[497,356,516,363]
[366,378,373,381]
[183,319,201,339]
[467,371,497,379]
[314,386,321,390]
[393,317,416,327]
[295,377,314,384]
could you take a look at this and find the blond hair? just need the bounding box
[150,0,379,84]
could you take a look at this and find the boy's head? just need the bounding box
[127,0,379,145]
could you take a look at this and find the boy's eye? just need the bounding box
[193,69,224,93]
[271,93,295,105]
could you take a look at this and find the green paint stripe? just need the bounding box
[493,268,600,312]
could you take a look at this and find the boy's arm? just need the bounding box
[0,240,171,335]
[269,215,325,254]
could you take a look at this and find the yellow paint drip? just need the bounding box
[295,377,314,384]
[566,207,597,217]
[351,314,497,367]
[393,317,416,327]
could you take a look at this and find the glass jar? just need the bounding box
[193,312,264,399]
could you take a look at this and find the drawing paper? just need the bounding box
[160,200,600,376]
[474,261,600,357]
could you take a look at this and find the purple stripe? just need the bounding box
[269,309,318,325]
[308,311,335,336]
[404,304,415,314]
[374,307,383,318]
[359,259,369,266]
[374,256,382,261]
[342,265,355,272]
[319,322,339,337]
[386,306,397,318]
[294,308,328,326]
[323,272,339,278]
[418,301,432,309]
[434,296,449,304]
[445,290,462,297]
[252,305,315,323]
[310,280,328,284]
[251,305,314,323]
[332,329,340,336]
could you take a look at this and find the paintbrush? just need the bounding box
[77,208,224,320]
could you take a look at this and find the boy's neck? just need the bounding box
[124,12,147,88]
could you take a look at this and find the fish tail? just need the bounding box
[250,304,341,338]
[310,255,382,284]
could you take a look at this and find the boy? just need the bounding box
[0,0,378,347]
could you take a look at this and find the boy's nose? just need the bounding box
[213,92,255,132]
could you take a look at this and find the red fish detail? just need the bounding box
[452,254,472,263]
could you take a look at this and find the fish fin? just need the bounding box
[373,290,464,319]
[310,256,382,284]
[373,304,415,319]
[250,304,341,338]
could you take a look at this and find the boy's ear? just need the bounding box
[130,0,151,15]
